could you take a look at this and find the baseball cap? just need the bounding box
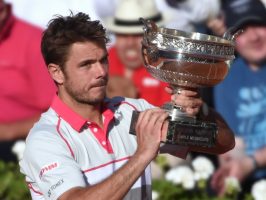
[223,0,266,30]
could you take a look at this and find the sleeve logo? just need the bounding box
[39,162,59,179]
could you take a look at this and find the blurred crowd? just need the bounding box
[1,0,266,199]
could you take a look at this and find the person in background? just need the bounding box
[0,0,55,161]
[161,0,221,32]
[104,0,171,107]
[211,0,266,197]
[4,0,100,29]
[19,12,235,200]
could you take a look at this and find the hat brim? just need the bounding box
[103,13,172,34]
[227,16,266,34]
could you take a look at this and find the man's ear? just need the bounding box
[48,63,64,84]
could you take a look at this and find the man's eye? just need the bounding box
[80,62,93,67]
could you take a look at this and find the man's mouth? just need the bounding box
[92,79,108,88]
[125,49,138,59]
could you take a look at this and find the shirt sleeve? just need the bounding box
[20,129,86,200]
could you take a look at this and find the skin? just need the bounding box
[206,15,226,37]
[235,25,266,70]
[211,147,266,196]
[47,40,234,200]
[114,34,143,78]
[211,25,266,195]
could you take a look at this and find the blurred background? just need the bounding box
[1,0,266,199]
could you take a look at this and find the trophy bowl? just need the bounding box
[129,19,241,150]
[141,19,236,89]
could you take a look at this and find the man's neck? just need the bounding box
[58,92,104,128]
[248,59,266,71]
[124,68,134,79]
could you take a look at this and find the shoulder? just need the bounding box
[22,109,72,168]
[105,97,155,111]
[25,109,62,151]
[230,57,248,72]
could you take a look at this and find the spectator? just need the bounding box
[19,12,234,200]
[5,0,100,29]
[0,0,55,161]
[211,0,266,197]
[161,0,221,32]
[104,0,171,107]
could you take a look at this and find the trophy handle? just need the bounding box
[223,27,244,42]
[139,18,158,44]
[139,17,158,33]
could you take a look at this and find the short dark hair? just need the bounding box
[41,12,108,68]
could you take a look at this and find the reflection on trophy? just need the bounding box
[130,19,242,151]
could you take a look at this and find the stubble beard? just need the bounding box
[65,83,106,106]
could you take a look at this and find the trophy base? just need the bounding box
[129,111,217,148]
[166,119,217,148]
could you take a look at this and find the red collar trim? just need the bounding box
[51,95,87,132]
[51,95,115,132]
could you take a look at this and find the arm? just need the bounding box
[190,106,235,155]
[59,108,169,200]
[211,147,266,195]
[0,115,40,140]
[59,153,150,200]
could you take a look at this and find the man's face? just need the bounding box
[61,41,109,105]
[235,25,266,64]
[115,34,143,69]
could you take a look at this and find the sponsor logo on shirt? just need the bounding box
[39,162,59,179]
[142,77,160,87]
[47,179,64,198]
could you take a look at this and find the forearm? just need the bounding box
[60,152,151,200]
[190,107,235,155]
[0,115,40,141]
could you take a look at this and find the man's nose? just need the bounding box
[95,61,108,77]
[126,35,139,45]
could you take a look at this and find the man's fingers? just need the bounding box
[172,97,203,109]
[175,89,199,96]
[136,108,168,128]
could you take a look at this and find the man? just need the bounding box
[0,0,55,161]
[20,12,234,200]
[211,0,266,196]
[105,0,171,107]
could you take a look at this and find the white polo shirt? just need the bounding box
[20,95,154,200]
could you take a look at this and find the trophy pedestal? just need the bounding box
[166,119,217,148]
[161,102,217,148]
[129,108,217,150]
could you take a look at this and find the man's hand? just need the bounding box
[165,86,203,116]
[211,156,255,196]
[134,108,169,160]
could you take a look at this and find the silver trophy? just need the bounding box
[130,19,242,150]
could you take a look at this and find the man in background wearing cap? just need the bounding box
[105,0,171,107]
[211,0,266,197]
